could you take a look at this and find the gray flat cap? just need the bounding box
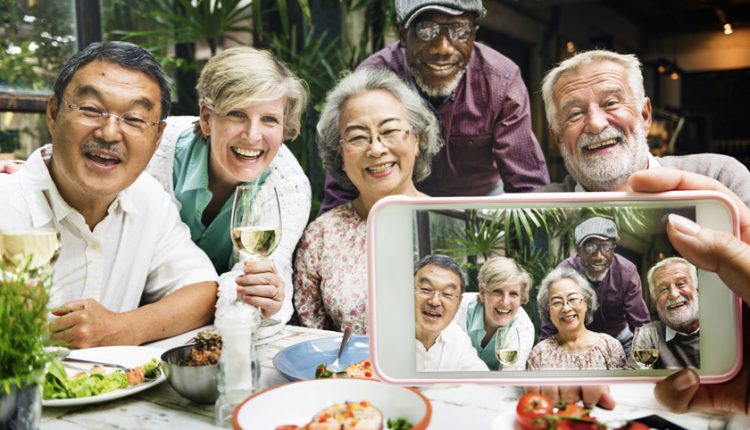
[396,0,486,28]
[575,217,619,245]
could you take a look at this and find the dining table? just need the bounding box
[41,324,748,430]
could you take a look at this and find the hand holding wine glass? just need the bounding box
[631,325,660,369]
[495,325,521,370]
[230,185,285,317]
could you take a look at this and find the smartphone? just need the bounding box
[367,191,742,385]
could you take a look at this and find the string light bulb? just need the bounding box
[670,70,680,80]
[724,23,733,35]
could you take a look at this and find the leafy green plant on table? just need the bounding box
[0,259,52,395]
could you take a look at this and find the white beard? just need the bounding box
[658,293,699,332]
[560,119,649,191]
[408,62,466,99]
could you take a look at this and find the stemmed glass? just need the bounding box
[0,190,60,278]
[631,325,660,369]
[230,185,282,264]
[494,325,521,370]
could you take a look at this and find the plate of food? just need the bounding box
[232,378,430,429]
[272,335,371,381]
[42,346,166,407]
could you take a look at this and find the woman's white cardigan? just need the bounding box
[146,116,312,327]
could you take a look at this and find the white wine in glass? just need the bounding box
[494,325,521,368]
[632,325,660,369]
[0,228,60,274]
[230,185,282,261]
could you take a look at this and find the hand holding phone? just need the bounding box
[630,168,750,415]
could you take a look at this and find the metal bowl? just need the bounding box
[161,344,219,404]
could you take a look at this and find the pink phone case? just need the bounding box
[367,191,742,385]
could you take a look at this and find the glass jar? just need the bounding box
[214,302,260,427]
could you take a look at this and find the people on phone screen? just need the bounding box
[414,255,488,371]
[527,268,625,370]
[541,217,650,355]
[454,257,535,370]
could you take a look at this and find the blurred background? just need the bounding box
[1,0,748,214]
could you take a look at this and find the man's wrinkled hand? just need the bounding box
[49,298,125,348]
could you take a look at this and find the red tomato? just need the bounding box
[553,418,602,430]
[555,403,587,419]
[516,393,554,430]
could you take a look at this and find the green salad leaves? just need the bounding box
[43,358,160,400]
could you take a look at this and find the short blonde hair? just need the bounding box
[478,257,533,304]
[196,46,308,141]
[541,49,645,133]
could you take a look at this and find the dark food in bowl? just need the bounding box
[161,342,220,404]
[185,329,222,366]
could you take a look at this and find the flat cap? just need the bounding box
[396,0,486,28]
[575,217,619,245]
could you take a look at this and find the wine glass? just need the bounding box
[631,325,660,369]
[0,228,60,276]
[230,185,282,263]
[494,325,521,370]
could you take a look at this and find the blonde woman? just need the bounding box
[455,257,535,370]
[148,47,310,327]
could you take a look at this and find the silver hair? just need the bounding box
[646,256,698,299]
[537,267,599,330]
[541,49,646,133]
[316,67,443,190]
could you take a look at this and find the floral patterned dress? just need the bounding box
[293,203,368,334]
[526,332,626,370]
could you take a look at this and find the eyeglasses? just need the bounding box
[340,128,411,150]
[413,21,477,43]
[581,243,615,255]
[64,100,162,135]
[549,295,585,310]
[416,287,458,302]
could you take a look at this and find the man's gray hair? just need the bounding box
[316,67,443,190]
[646,256,698,299]
[537,267,599,331]
[541,50,646,132]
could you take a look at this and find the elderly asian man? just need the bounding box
[414,254,488,371]
[0,41,218,348]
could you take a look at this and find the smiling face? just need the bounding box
[47,60,165,208]
[653,263,700,333]
[399,11,476,101]
[200,97,286,187]
[339,89,419,201]
[577,238,616,281]
[414,264,462,349]
[551,61,652,191]
[548,278,588,335]
[479,282,522,333]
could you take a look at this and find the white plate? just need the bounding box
[232,378,431,429]
[43,346,166,407]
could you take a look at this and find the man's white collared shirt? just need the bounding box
[0,147,217,311]
[415,322,489,371]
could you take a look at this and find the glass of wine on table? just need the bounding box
[631,325,660,369]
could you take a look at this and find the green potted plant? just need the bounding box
[0,261,53,429]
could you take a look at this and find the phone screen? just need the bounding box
[410,204,701,373]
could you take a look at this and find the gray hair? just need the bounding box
[541,50,646,133]
[316,67,443,190]
[478,256,533,304]
[646,256,698,299]
[537,267,598,330]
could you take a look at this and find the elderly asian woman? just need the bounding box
[527,267,625,370]
[293,68,442,334]
[147,47,311,326]
[454,257,535,370]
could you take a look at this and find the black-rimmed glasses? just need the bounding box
[413,21,477,43]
